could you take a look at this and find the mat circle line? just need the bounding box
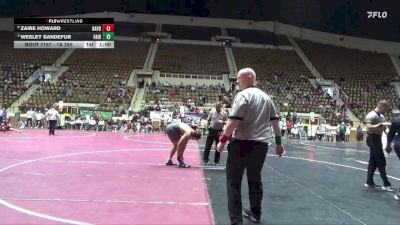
[1,147,399,224]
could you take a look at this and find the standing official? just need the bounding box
[217,68,284,225]
[386,109,400,200]
[46,107,60,135]
[364,100,393,191]
[203,102,227,166]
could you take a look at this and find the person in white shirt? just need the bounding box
[26,108,34,128]
[0,107,5,125]
[44,73,51,83]
[88,117,96,131]
[32,109,37,128]
[75,117,83,130]
[35,111,45,128]
[45,107,60,135]
[345,123,351,142]
[97,120,105,131]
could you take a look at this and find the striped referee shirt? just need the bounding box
[208,110,227,130]
[230,87,279,143]
[46,109,60,121]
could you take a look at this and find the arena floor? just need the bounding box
[204,138,400,225]
[0,130,399,225]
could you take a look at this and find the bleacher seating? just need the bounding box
[258,74,338,115]
[233,47,339,116]
[115,22,156,37]
[153,43,229,75]
[0,32,63,108]
[144,83,226,107]
[227,29,290,45]
[297,40,400,120]
[297,40,396,76]
[162,25,220,41]
[22,41,149,111]
[233,47,310,75]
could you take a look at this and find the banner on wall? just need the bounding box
[183,112,203,123]
[80,110,92,118]
[79,110,112,120]
[150,111,173,121]
[99,112,113,120]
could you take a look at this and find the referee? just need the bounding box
[46,107,60,135]
[203,102,227,166]
[364,100,393,191]
[386,108,400,200]
[217,68,284,225]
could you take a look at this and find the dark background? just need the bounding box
[0,0,399,41]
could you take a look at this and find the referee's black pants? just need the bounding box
[226,139,268,225]
[393,141,400,191]
[27,118,33,128]
[203,128,222,163]
[48,120,57,135]
[394,141,400,160]
[366,134,390,186]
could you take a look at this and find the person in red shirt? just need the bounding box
[169,92,177,99]
[286,120,293,138]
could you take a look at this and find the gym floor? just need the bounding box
[201,138,400,225]
[0,130,212,224]
[0,130,399,225]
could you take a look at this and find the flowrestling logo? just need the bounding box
[366,11,388,19]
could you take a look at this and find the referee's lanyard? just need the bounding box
[213,110,223,130]
[216,110,222,118]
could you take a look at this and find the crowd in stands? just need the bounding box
[0,32,63,108]
[232,47,347,124]
[259,72,345,125]
[297,40,400,121]
[144,80,231,108]
[22,41,148,114]
[339,79,400,121]
[2,33,399,134]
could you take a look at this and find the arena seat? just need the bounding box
[153,43,229,75]
[114,22,156,37]
[0,32,63,108]
[232,47,338,118]
[227,29,290,45]
[144,83,225,107]
[162,25,220,41]
[22,41,148,111]
[297,40,400,121]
